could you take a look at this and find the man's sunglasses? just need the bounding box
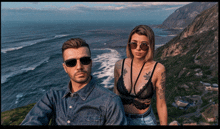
[64,57,91,67]
[129,42,149,51]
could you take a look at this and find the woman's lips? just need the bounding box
[135,52,142,56]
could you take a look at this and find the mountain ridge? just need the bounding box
[158,2,217,29]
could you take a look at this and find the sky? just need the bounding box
[1,2,192,23]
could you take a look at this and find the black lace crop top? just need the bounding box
[117,59,158,110]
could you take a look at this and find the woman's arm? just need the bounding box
[113,60,123,95]
[155,63,167,125]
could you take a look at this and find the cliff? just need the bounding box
[1,3,218,126]
[158,2,217,29]
[155,3,218,77]
[153,3,218,124]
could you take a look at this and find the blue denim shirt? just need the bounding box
[21,76,127,125]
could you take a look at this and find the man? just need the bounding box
[21,38,127,125]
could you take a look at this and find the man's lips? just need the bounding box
[76,72,86,76]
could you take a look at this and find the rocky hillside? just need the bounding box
[153,3,218,124]
[158,2,217,29]
[155,3,218,77]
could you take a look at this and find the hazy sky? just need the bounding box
[1,2,191,22]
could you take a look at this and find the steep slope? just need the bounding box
[155,3,218,77]
[153,4,218,124]
[159,2,217,29]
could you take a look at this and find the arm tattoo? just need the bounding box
[144,71,151,80]
[123,68,127,76]
[157,71,166,100]
[161,71,166,91]
[115,61,122,70]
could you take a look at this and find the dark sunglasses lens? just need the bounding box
[65,59,77,67]
[130,43,137,49]
[80,57,91,65]
[140,43,149,51]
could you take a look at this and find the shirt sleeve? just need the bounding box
[105,95,127,125]
[20,89,54,125]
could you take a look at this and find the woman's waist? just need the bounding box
[124,104,151,115]
[125,105,152,118]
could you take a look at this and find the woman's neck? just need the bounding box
[132,58,145,67]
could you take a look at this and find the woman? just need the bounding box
[114,25,167,125]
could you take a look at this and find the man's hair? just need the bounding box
[62,38,91,59]
[126,25,155,62]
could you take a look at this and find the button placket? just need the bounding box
[67,93,78,123]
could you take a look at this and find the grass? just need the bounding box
[153,42,218,124]
[1,103,36,125]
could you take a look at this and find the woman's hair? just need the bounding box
[62,38,91,59]
[126,25,155,62]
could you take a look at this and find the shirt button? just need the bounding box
[69,106,72,109]
[67,120,70,124]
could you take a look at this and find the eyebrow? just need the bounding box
[131,40,149,44]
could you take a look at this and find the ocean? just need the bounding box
[1,20,176,112]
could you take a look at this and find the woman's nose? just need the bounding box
[136,43,141,50]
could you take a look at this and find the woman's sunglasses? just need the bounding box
[64,57,91,67]
[129,42,149,51]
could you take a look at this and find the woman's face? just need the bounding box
[130,33,149,60]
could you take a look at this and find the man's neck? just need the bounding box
[70,76,91,93]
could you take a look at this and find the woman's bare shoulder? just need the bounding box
[153,61,166,75]
[115,58,131,69]
[115,59,123,70]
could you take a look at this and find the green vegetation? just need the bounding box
[1,103,35,125]
[153,42,218,124]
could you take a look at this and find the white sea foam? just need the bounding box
[1,34,69,53]
[92,48,121,89]
[1,38,50,53]
[54,34,69,38]
[1,57,50,84]
[15,93,24,104]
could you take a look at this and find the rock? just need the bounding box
[159,2,217,29]
[178,67,187,78]
[155,3,218,77]
[186,72,191,76]
[203,82,211,86]
[198,122,210,125]
[194,68,201,72]
[183,123,197,125]
[212,83,218,87]
[180,84,189,89]
[195,71,203,77]
[169,120,180,126]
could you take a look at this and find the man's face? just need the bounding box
[62,47,92,84]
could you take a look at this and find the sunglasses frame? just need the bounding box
[129,42,149,51]
[64,57,91,67]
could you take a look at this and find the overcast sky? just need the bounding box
[1,2,192,22]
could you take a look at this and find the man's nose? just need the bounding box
[76,60,83,70]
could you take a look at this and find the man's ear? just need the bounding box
[63,63,67,73]
[91,60,92,67]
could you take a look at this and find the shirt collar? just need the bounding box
[62,76,96,101]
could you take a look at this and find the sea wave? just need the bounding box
[1,34,69,54]
[1,57,50,84]
[54,34,69,38]
[92,48,121,89]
